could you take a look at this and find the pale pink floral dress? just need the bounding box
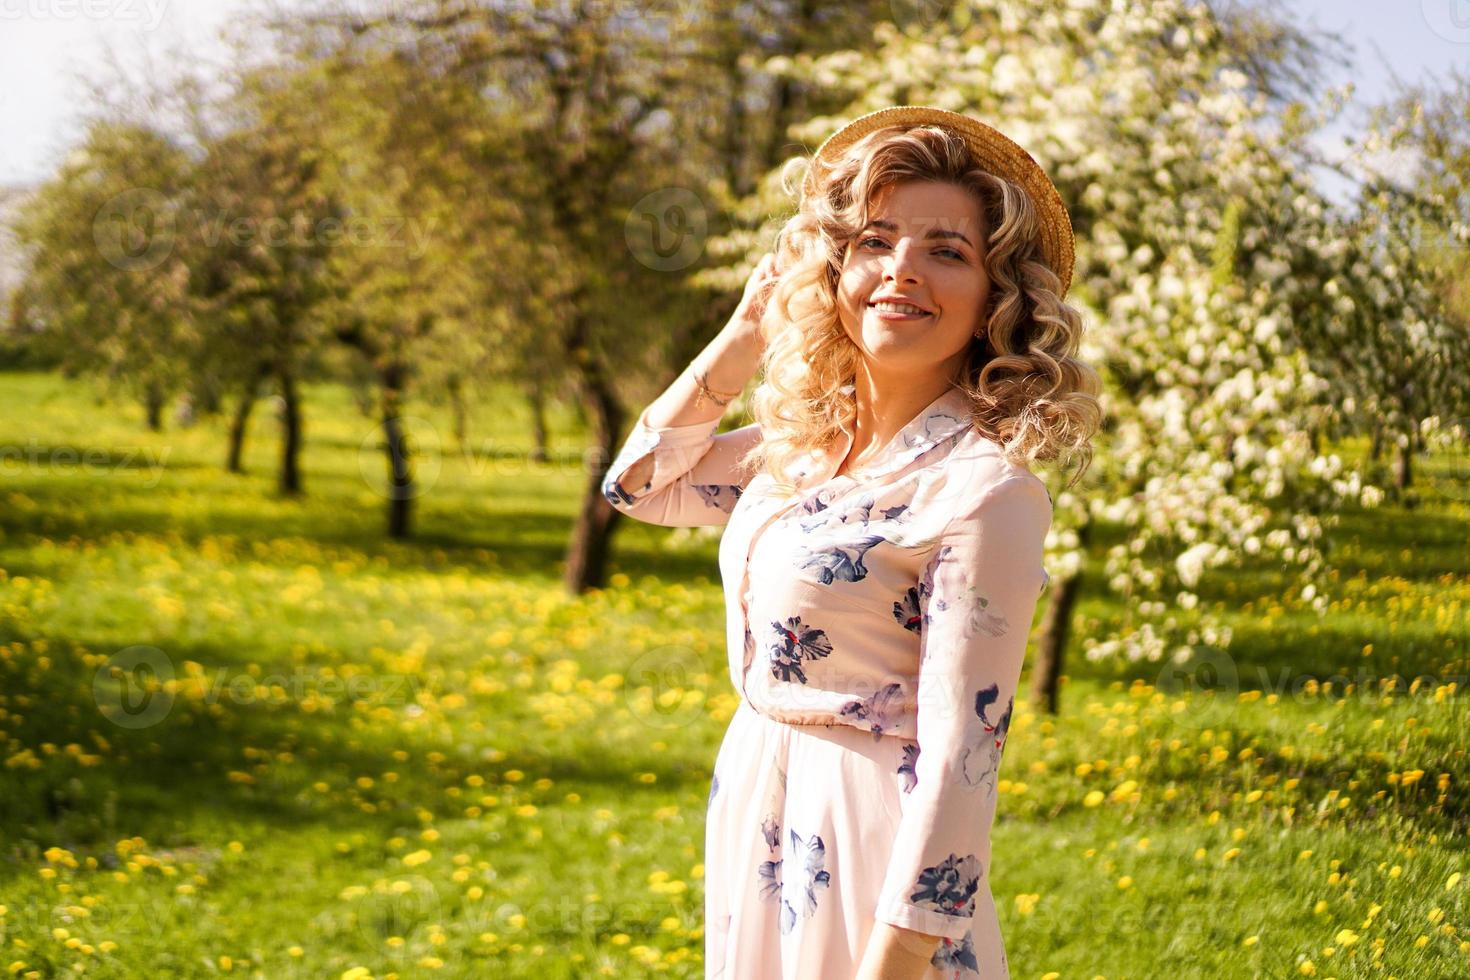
[602,383,1053,979]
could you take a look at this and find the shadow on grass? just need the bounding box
[0,649,716,891]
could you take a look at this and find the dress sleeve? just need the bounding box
[600,402,761,528]
[875,474,1052,940]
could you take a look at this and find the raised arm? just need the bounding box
[601,254,777,527]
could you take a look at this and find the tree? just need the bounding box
[1346,69,1470,490]
[713,0,1467,712]
[278,0,901,585]
[13,122,197,431]
[184,57,347,492]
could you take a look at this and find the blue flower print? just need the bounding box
[692,483,742,514]
[898,742,919,793]
[760,813,781,850]
[958,590,1009,639]
[603,480,636,508]
[893,586,924,633]
[911,853,982,918]
[757,812,783,903]
[796,533,886,584]
[930,932,980,975]
[837,682,904,741]
[960,683,1013,794]
[767,616,834,685]
[778,829,832,935]
[922,546,1009,638]
[758,856,783,903]
[800,492,910,535]
[794,490,837,532]
[708,771,720,807]
[797,491,872,534]
[915,546,947,631]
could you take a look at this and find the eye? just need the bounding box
[858,236,965,260]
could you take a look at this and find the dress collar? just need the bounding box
[801,383,975,486]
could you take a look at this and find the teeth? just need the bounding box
[872,301,928,315]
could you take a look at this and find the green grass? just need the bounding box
[0,369,1466,978]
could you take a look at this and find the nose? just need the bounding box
[884,237,924,285]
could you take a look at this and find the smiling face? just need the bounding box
[836,179,992,384]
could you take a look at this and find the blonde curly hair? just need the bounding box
[737,123,1102,499]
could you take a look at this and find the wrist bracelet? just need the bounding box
[693,369,742,409]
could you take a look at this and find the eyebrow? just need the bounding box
[866,219,976,250]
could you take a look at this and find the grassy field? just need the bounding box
[0,369,1465,979]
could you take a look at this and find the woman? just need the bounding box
[603,105,1102,979]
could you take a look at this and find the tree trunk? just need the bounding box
[1394,435,1412,490]
[352,378,376,418]
[1030,519,1091,715]
[226,366,267,474]
[144,381,165,432]
[528,383,548,465]
[195,373,223,416]
[563,317,624,594]
[382,362,413,539]
[1369,418,1384,462]
[278,367,303,496]
[448,374,469,450]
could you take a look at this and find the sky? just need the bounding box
[0,0,1467,202]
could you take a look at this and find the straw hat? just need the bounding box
[802,105,1075,298]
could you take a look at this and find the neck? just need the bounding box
[844,360,958,467]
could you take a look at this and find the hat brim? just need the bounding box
[802,105,1075,298]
